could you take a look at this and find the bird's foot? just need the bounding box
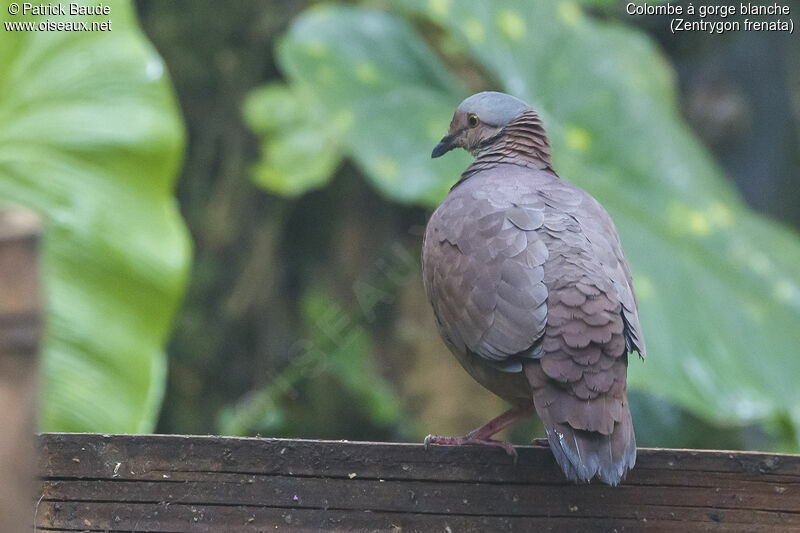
[424,433,518,463]
[530,437,549,447]
[423,407,534,464]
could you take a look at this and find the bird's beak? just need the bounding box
[431,133,458,158]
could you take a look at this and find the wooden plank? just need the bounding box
[0,208,42,533]
[34,500,725,533]
[37,434,800,532]
[33,500,793,533]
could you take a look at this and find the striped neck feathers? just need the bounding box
[459,110,555,184]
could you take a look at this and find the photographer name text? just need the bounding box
[5,2,112,32]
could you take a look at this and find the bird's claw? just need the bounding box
[504,443,519,465]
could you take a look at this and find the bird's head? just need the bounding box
[431,91,533,158]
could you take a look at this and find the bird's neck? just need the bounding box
[458,110,555,186]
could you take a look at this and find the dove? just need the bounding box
[422,91,645,485]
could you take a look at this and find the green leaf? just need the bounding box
[409,0,800,437]
[243,83,345,196]
[272,4,472,204]
[251,1,800,446]
[0,1,189,432]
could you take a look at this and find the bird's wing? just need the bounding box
[528,181,638,484]
[592,204,646,358]
[422,179,549,372]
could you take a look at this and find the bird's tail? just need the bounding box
[526,365,636,486]
[543,404,636,486]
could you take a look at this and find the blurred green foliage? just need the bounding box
[0,0,793,450]
[244,1,800,447]
[0,1,189,432]
[219,285,402,435]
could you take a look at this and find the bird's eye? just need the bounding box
[468,114,480,128]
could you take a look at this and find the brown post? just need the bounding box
[0,207,42,533]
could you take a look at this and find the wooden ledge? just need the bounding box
[36,433,800,532]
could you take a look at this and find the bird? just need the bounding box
[422,91,646,485]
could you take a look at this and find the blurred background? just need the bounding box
[2,1,799,452]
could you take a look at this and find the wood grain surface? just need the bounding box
[35,433,800,532]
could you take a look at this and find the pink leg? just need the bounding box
[424,406,534,461]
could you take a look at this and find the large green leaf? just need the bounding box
[244,5,471,204]
[248,2,800,445]
[0,1,189,432]
[243,83,346,196]
[399,0,800,439]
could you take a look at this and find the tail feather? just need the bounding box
[544,406,636,485]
